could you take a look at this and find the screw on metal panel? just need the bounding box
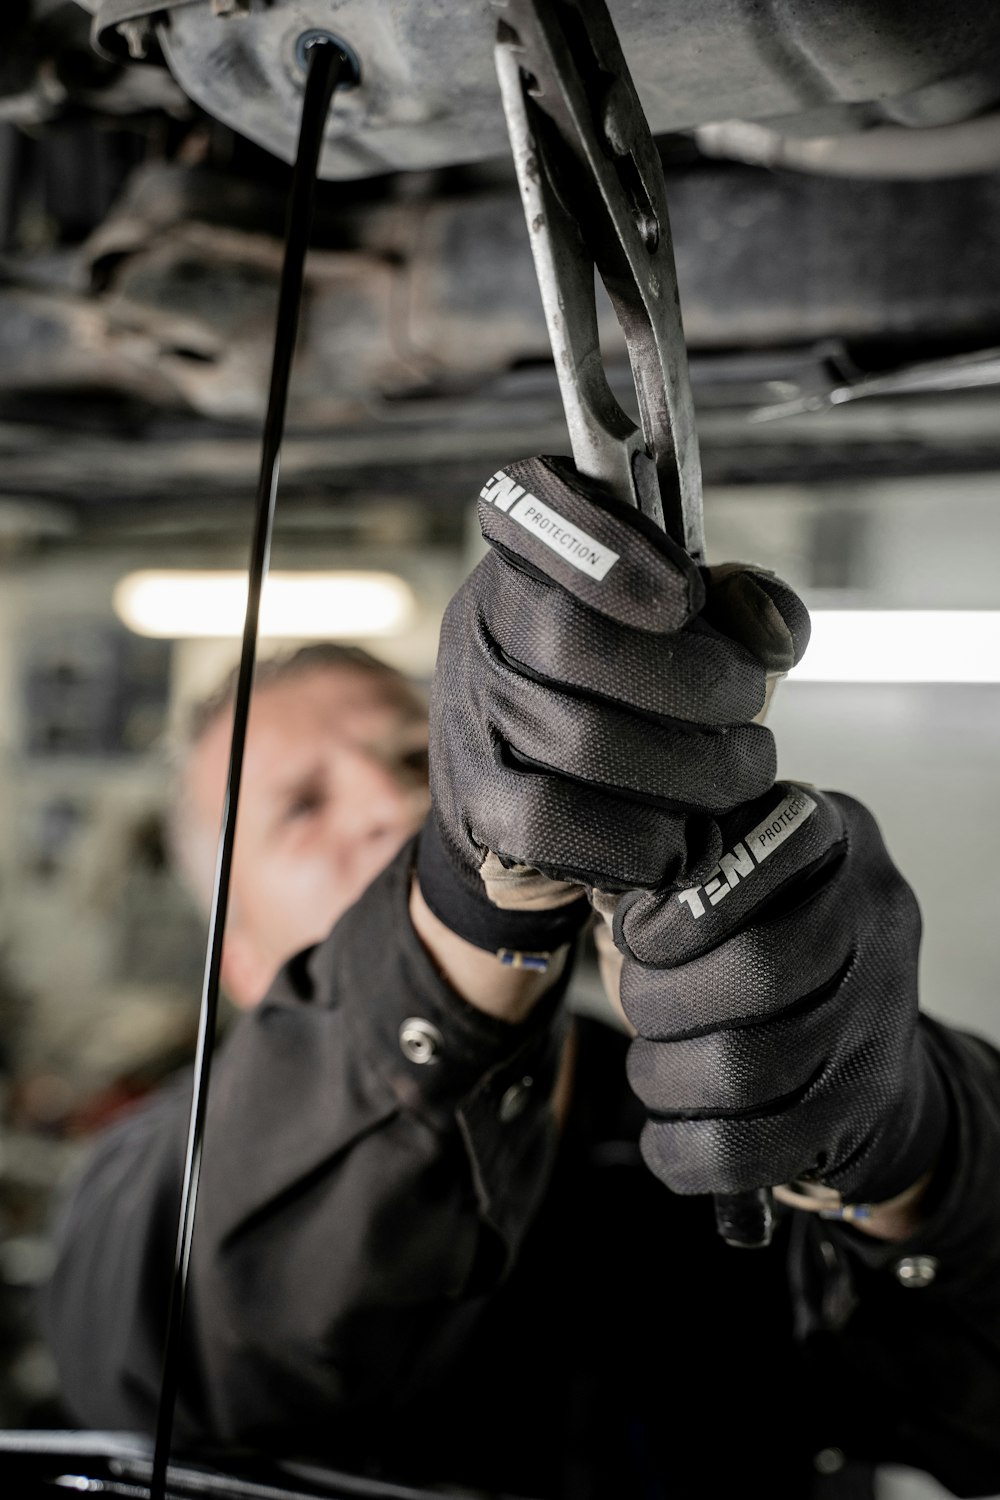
[116,19,153,59]
[295,31,362,87]
[895,1254,939,1288]
[499,1077,534,1123]
[399,1018,443,1065]
[814,1448,845,1475]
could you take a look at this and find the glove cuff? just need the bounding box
[416,814,591,964]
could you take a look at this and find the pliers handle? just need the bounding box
[493,0,773,1248]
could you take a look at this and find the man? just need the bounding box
[169,644,435,1013]
[46,460,1000,1498]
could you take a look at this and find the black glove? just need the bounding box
[417,455,809,957]
[615,783,948,1204]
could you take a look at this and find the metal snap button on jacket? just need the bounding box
[499,1077,533,1123]
[895,1254,939,1288]
[399,1018,443,1065]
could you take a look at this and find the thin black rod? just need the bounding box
[149,43,349,1500]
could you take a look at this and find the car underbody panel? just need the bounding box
[0,0,997,544]
[71,0,1000,180]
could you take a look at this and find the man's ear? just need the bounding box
[220,925,274,1011]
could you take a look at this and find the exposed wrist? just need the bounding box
[773,1167,936,1242]
[852,1170,935,1240]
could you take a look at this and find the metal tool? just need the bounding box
[492,0,772,1249]
[148,37,357,1500]
[749,342,1000,423]
[492,0,703,557]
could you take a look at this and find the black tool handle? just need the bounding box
[714,1187,775,1249]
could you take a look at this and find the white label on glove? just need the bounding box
[676,790,817,919]
[746,789,817,863]
[480,471,619,581]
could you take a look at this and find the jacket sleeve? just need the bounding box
[43,836,572,1449]
[790,1016,1000,1497]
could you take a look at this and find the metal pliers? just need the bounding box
[492,0,772,1249]
[492,0,703,559]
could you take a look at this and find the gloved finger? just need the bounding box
[614,783,844,965]
[637,1038,936,1200]
[625,967,855,1113]
[624,790,947,1206]
[618,885,854,1038]
[479,455,703,633]
[483,641,776,811]
[481,559,767,726]
[701,563,811,673]
[463,766,722,891]
[638,1112,823,1198]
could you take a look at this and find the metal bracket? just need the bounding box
[92,0,204,62]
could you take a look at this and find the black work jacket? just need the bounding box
[44,841,1000,1499]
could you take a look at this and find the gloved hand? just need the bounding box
[616,783,948,1205]
[416,455,809,959]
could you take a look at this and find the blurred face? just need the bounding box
[184,665,430,1008]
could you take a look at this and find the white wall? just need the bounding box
[771,682,1000,1041]
[707,472,1000,1044]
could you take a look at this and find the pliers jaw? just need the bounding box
[493,0,705,561]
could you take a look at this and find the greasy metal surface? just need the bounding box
[494,0,701,551]
[7,384,1000,547]
[0,3,188,127]
[6,162,1000,428]
[150,0,1000,179]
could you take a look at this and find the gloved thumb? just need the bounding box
[701,563,810,674]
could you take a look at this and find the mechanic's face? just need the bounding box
[186,666,430,1009]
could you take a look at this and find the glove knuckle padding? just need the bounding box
[623,788,945,1202]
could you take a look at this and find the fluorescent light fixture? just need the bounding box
[789,611,1000,683]
[114,570,414,640]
